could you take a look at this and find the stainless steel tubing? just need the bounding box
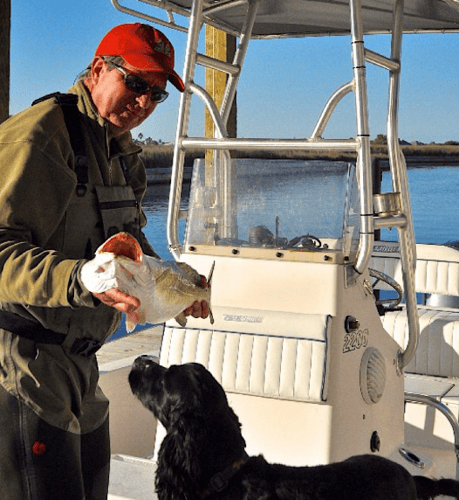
[365,48,400,71]
[189,83,229,139]
[196,53,241,75]
[386,0,419,370]
[204,0,248,16]
[110,0,189,33]
[373,214,407,230]
[167,0,205,259]
[350,0,374,276]
[405,392,459,479]
[311,81,354,139]
[180,137,360,150]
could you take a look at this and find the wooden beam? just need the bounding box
[0,0,11,124]
[204,25,237,140]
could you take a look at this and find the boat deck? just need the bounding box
[97,326,164,466]
[97,325,163,372]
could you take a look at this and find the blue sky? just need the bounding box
[9,0,459,144]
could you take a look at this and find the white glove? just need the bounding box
[80,252,144,295]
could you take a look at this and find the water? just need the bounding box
[141,187,189,259]
[110,164,459,340]
[381,166,459,245]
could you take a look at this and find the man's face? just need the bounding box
[88,57,168,135]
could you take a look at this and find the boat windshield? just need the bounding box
[184,159,360,259]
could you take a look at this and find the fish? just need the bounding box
[84,232,212,332]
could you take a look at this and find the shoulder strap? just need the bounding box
[32,92,88,197]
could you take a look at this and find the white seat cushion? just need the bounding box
[160,326,328,402]
[382,307,459,377]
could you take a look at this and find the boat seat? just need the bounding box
[381,307,459,378]
[159,320,329,403]
[370,242,459,393]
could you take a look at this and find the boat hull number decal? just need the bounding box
[343,329,369,353]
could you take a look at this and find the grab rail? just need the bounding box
[405,393,459,479]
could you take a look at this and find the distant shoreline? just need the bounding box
[140,143,459,170]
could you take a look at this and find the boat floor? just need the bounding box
[105,448,458,500]
[97,325,163,371]
[108,454,158,500]
[98,329,459,500]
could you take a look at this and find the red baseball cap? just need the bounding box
[95,23,185,92]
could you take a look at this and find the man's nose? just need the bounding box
[136,93,152,108]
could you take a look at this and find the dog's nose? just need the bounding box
[133,355,160,370]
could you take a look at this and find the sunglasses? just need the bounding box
[108,61,169,103]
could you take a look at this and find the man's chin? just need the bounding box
[109,119,138,136]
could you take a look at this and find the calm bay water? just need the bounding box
[383,166,459,245]
[110,164,459,340]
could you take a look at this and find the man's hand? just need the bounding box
[183,300,210,319]
[92,288,141,323]
[182,274,210,320]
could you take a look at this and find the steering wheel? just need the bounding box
[369,268,403,311]
[287,234,322,249]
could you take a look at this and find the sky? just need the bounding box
[8,0,459,145]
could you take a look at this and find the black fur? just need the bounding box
[129,357,459,500]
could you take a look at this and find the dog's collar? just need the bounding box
[203,452,249,497]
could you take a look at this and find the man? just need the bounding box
[0,23,208,499]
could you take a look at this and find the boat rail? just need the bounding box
[405,393,459,479]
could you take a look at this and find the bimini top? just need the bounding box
[135,0,459,38]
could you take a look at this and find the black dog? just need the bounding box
[129,357,459,500]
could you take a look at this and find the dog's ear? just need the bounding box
[155,418,205,500]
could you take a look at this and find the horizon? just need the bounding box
[9,0,459,145]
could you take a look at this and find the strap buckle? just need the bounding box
[208,473,228,493]
[70,338,102,357]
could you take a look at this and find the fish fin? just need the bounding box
[174,312,188,327]
[207,262,215,324]
[126,309,146,333]
[175,262,202,286]
[207,261,215,285]
[126,317,136,333]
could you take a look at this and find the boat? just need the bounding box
[100,0,459,498]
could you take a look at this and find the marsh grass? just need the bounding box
[140,143,459,169]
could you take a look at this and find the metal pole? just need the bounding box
[167,0,204,259]
[180,137,359,150]
[387,0,419,370]
[405,393,459,479]
[350,0,374,275]
[311,81,354,139]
